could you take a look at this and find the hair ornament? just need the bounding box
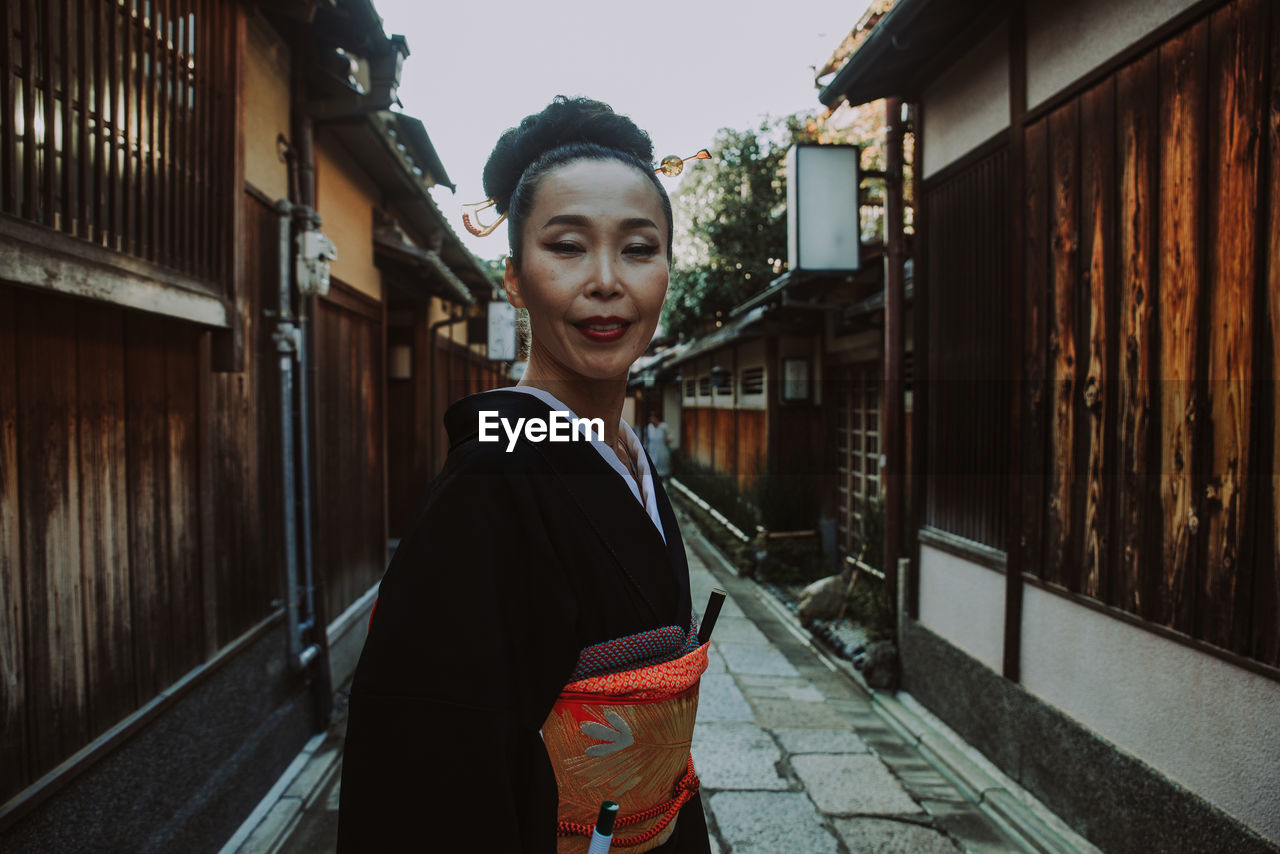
[461,198,507,237]
[655,149,712,177]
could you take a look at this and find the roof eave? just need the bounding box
[819,0,1004,109]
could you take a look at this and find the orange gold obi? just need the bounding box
[542,642,709,853]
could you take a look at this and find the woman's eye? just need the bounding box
[546,241,582,254]
[624,244,659,257]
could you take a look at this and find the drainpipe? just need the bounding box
[274,199,322,676]
[883,97,907,647]
[291,86,323,679]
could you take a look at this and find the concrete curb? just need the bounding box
[676,506,1098,854]
[219,729,343,854]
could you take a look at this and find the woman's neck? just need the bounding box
[518,357,628,446]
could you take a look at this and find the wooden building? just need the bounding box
[819,0,1279,850]
[0,1,501,849]
[641,252,912,567]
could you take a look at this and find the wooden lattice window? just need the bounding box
[836,363,881,560]
[1,0,235,283]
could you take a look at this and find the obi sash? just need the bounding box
[543,623,709,853]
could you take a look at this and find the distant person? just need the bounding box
[338,96,711,853]
[646,412,672,478]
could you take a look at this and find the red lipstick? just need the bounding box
[573,316,631,343]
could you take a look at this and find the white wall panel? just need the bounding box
[1020,586,1280,844]
[921,21,1010,179]
[917,544,1005,672]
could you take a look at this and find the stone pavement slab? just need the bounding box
[692,722,789,791]
[706,615,770,645]
[716,642,800,677]
[734,674,827,703]
[791,752,925,817]
[708,792,839,854]
[697,674,755,722]
[773,727,870,755]
[747,696,850,729]
[831,816,961,853]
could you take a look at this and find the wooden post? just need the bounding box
[883,96,905,637]
[1003,0,1028,682]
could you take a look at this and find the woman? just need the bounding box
[337,97,712,853]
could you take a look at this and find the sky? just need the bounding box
[372,0,873,261]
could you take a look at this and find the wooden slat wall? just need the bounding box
[735,409,765,490]
[1045,102,1080,589]
[1156,19,1206,631]
[1020,119,1049,585]
[315,290,385,623]
[1202,0,1263,652]
[1114,52,1159,618]
[0,288,221,803]
[17,295,89,779]
[0,290,25,794]
[923,145,1011,549]
[74,305,135,736]
[0,190,288,803]
[1012,0,1277,666]
[0,0,231,285]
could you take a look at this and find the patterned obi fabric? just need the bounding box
[544,622,709,853]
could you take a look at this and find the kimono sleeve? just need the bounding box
[336,454,579,852]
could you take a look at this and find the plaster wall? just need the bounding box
[1026,0,1200,108]
[921,21,1009,179]
[917,544,1004,672]
[243,16,290,201]
[316,140,381,302]
[1020,584,1280,844]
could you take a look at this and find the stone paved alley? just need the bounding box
[224,509,1095,854]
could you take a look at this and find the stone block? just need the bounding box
[692,722,789,791]
[773,728,870,755]
[791,754,923,816]
[708,792,839,854]
[831,817,960,853]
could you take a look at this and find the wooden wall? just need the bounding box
[922,144,1012,549]
[0,191,293,806]
[1016,0,1278,666]
[313,283,385,626]
[680,406,767,490]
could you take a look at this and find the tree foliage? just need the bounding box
[662,105,889,340]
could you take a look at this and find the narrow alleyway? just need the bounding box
[224,509,1087,854]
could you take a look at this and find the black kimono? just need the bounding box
[337,389,711,853]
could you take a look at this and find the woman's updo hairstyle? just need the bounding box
[482,96,673,267]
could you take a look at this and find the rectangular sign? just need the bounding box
[487,300,519,361]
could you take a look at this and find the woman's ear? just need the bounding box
[504,258,525,309]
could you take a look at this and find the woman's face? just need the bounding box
[505,159,669,385]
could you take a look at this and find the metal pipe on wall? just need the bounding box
[273,199,320,673]
[883,96,907,643]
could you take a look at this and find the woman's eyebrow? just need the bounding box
[541,214,589,228]
[539,214,659,230]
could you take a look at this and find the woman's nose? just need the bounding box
[586,253,623,298]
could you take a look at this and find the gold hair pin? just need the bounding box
[461,198,507,237]
[655,149,712,177]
